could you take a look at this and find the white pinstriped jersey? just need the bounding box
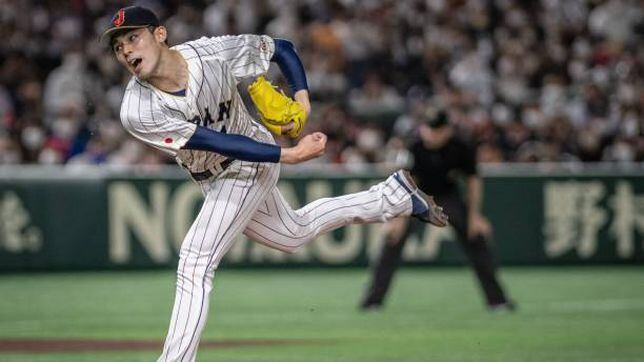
[119,34,276,175]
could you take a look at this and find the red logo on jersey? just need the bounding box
[113,9,125,27]
[164,137,173,144]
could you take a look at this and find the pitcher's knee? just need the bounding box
[272,242,299,254]
[272,236,312,254]
[176,255,210,284]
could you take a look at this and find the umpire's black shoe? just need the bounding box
[393,170,449,227]
[359,300,384,312]
[488,300,517,313]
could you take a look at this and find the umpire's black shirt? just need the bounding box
[410,136,477,196]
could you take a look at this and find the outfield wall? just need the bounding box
[0,164,643,271]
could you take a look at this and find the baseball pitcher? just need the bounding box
[102,6,448,362]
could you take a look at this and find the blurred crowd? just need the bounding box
[0,0,642,167]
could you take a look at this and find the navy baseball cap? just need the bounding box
[100,6,160,43]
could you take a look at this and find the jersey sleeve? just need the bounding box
[197,34,275,81]
[120,85,196,156]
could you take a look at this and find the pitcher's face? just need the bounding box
[112,27,166,80]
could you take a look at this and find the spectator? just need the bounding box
[0,0,640,165]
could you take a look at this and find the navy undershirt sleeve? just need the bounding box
[271,38,308,93]
[183,126,281,163]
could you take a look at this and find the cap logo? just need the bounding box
[113,9,125,27]
[258,39,268,53]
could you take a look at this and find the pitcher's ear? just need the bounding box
[154,26,168,44]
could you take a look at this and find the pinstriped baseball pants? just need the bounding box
[158,161,412,361]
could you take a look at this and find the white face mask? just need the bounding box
[38,148,63,165]
[357,129,383,152]
[523,108,543,129]
[621,116,638,138]
[21,126,45,151]
[51,117,79,140]
[492,103,512,125]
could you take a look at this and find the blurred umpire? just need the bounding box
[360,110,515,311]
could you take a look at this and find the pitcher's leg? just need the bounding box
[158,184,228,362]
[159,162,278,362]
[244,173,412,252]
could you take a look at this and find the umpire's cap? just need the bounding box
[426,110,449,129]
[100,6,160,44]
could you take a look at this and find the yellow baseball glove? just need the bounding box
[248,76,307,138]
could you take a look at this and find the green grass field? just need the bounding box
[0,267,643,361]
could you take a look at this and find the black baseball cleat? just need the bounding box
[393,170,448,227]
